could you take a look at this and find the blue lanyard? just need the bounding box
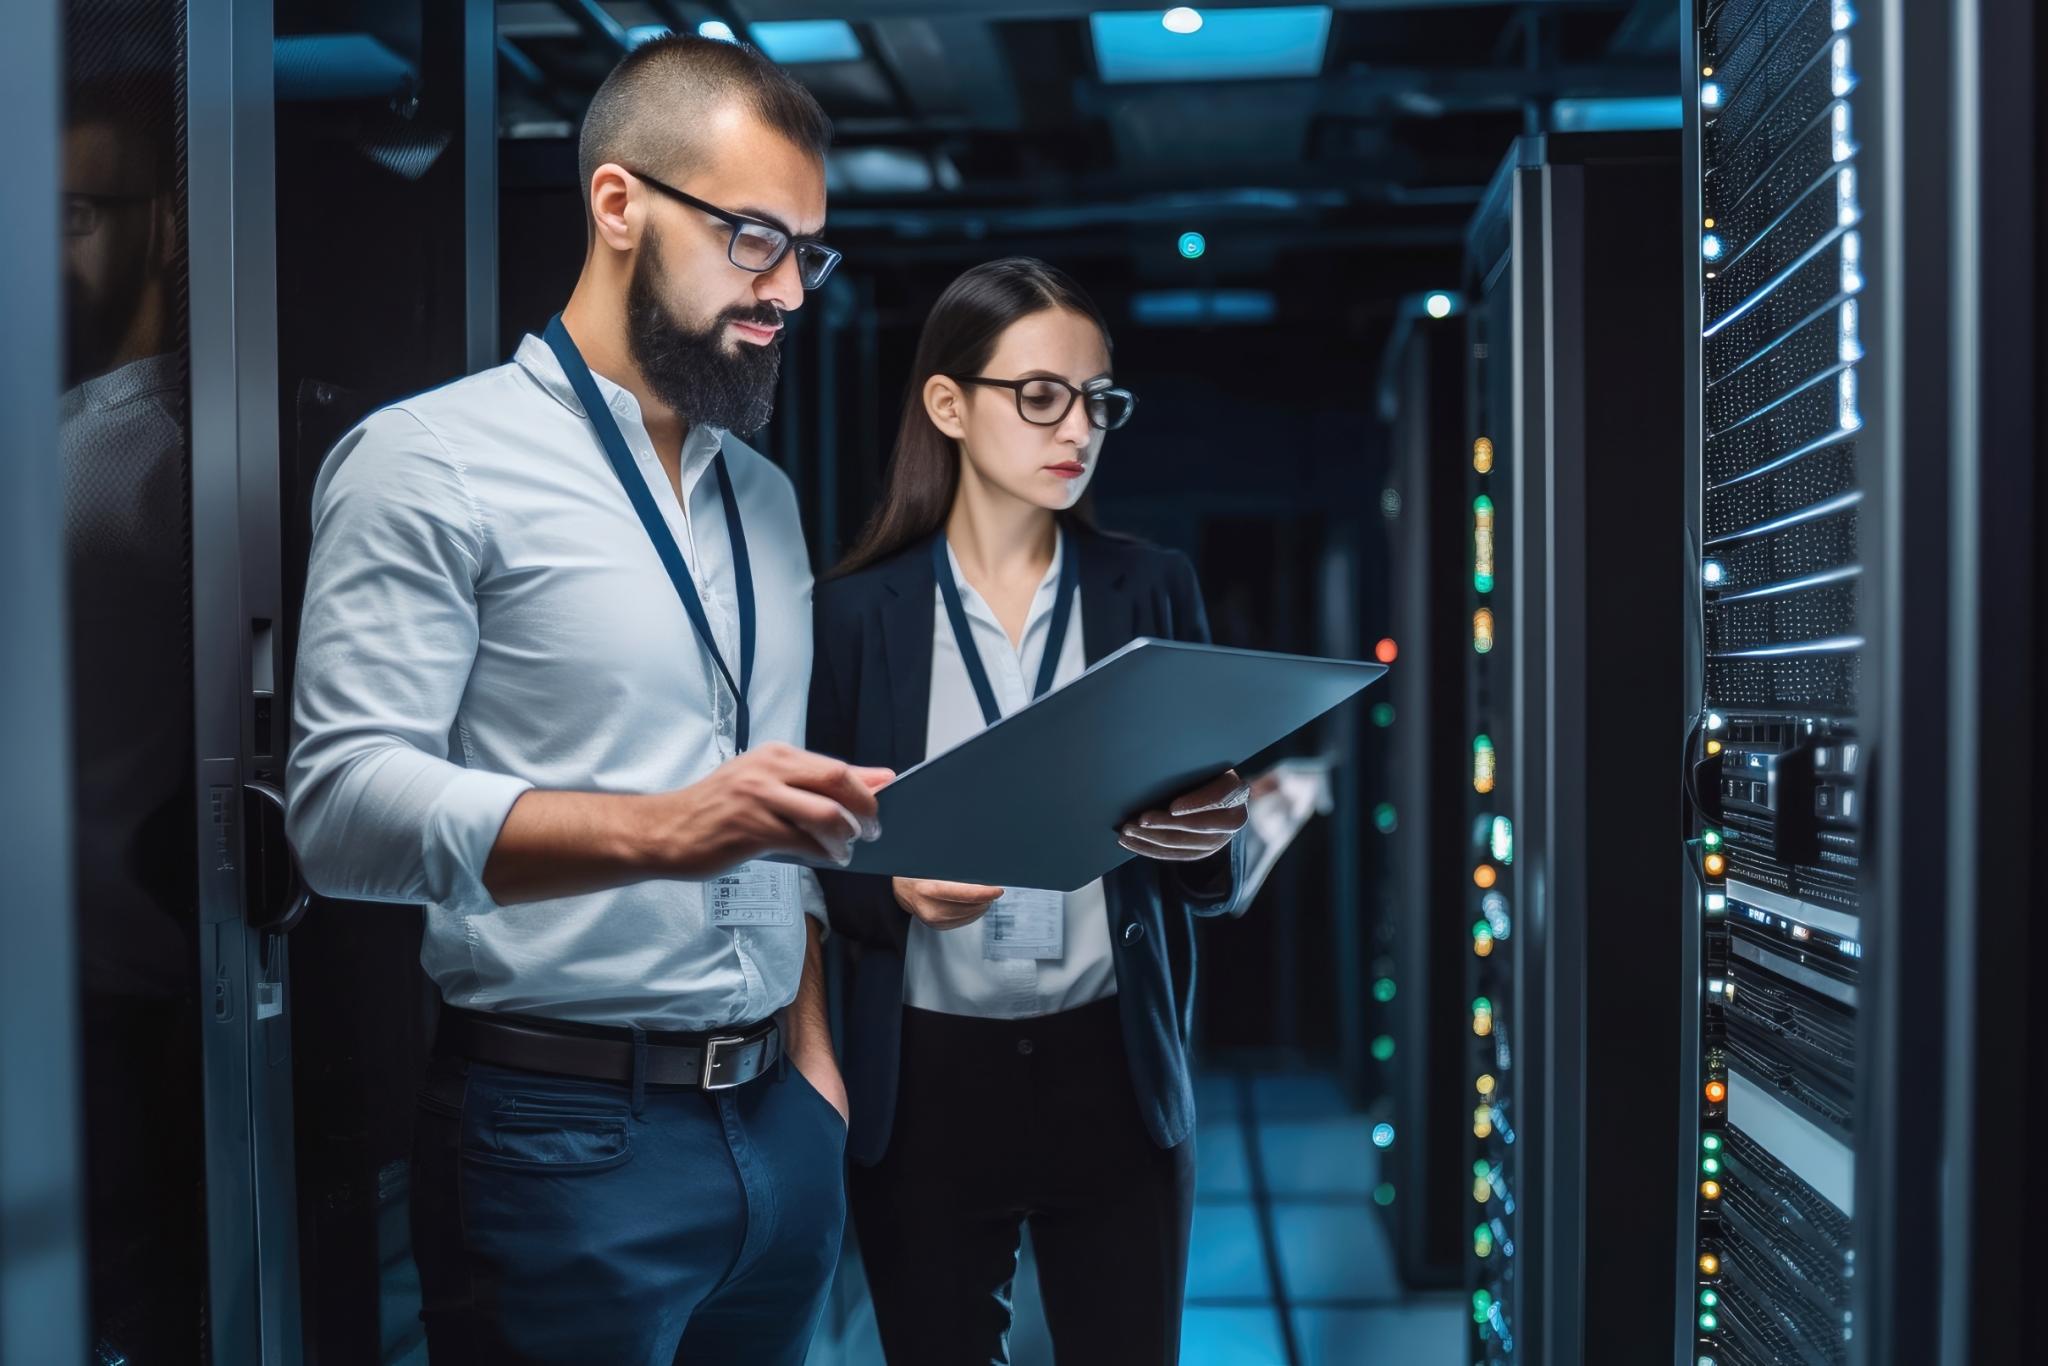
[544,315,756,751]
[931,529,1079,728]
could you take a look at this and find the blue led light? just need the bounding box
[1372,1122,1396,1149]
[1703,559,1726,587]
[1702,233,1724,260]
[749,20,863,65]
[1701,82,1723,108]
[1832,0,1856,31]
[1091,6,1332,83]
[1426,292,1453,319]
[1162,6,1204,34]
[1177,230,1207,259]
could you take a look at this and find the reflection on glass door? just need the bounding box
[60,0,209,1357]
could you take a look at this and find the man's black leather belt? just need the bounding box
[437,1005,781,1089]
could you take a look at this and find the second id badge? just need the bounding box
[710,861,799,928]
[983,887,1064,962]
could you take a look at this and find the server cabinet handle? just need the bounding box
[242,779,312,934]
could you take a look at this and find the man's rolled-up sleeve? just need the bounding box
[285,409,531,908]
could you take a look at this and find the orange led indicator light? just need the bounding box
[1705,1080,1727,1104]
[1375,637,1399,664]
[1706,739,1723,756]
[1703,852,1727,878]
[1473,864,1498,889]
[1701,1180,1723,1200]
[1699,1254,1720,1275]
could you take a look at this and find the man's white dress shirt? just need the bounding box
[287,333,824,1030]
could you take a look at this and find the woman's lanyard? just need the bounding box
[931,529,1078,727]
[545,314,756,751]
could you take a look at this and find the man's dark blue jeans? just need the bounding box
[409,1048,848,1364]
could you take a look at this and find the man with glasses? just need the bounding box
[288,36,882,1364]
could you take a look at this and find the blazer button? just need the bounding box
[1123,921,1145,945]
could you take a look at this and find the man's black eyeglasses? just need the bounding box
[949,375,1137,431]
[627,169,843,291]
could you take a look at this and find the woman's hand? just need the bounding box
[1118,769,1250,861]
[893,877,1005,929]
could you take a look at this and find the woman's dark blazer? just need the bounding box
[808,522,1249,1167]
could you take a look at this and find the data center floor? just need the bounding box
[815,1070,1465,1366]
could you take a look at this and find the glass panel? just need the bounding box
[61,1,208,1357]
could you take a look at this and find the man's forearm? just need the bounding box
[480,789,669,905]
[783,916,834,1066]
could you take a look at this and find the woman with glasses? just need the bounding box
[808,257,1250,1365]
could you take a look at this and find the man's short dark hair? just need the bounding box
[576,35,832,210]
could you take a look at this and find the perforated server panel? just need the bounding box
[1685,3,1866,1364]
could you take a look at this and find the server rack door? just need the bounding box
[188,0,305,1359]
[3,2,83,1361]
[1468,132,1687,1366]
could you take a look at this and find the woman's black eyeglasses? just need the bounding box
[627,168,844,291]
[949,375,1137,431]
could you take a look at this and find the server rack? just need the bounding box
[1681,5,2045,1366]
[1679,5,1871,1363]
[1380,307,1469,1287]
[1464,132,1686,1366]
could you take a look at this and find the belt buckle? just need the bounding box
[700,1034,748,1090]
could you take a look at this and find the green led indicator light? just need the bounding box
[1373,977,1397,1003]
[1702,829,1723,851]
[1373,803,1399,834]
[1473,997,1492,1013]
[1702,1157,1721,1175]
[1373,1182,1396,1207]
[1474,1159,1491,1178]
[1703,1133,1722,1152]
[1371,1035,1396,1062]
[1701,1290,1719,1308]
[1699,1311,1719,1333]
[1371,702,1396,728]
[1475,571,1495,593]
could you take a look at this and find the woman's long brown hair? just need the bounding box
[830,257,1113,578]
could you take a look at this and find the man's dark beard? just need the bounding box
[626,226,784,437]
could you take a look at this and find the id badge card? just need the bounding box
[983,887,1064,961]
[710,861,799,927]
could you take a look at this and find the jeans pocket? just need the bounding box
[462,1101,634,1175]
[788,1068,850,1137]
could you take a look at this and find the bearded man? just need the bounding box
[286,35,887,1364]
